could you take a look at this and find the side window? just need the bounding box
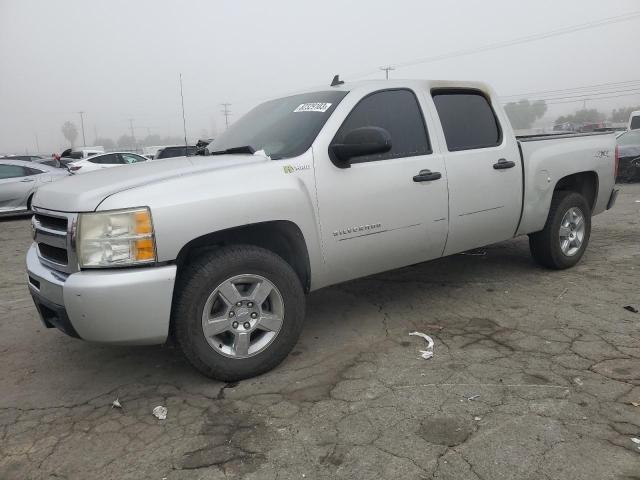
[121,153,145,164]
[333,89,430,163]
[0,164,28,179]
[432,90,502,151]
[23,167,43,176]
[90,154,119,164]
[631,116,640,130]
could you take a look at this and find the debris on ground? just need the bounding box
[623,305,639,313]
[153,405,168,420]
[460,249,487,256]
[409,331,434,360]
[630,402,639,407]
[467,395,480,401]
[112,398,122,409]
[631,438,640,450]
[573,377,584,386]
[555,288,568,302]
[474,416,482,421]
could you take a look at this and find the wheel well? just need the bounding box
[553,171,598,211]
[27,193,34,210]
[175,221,311,292]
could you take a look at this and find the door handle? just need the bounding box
[413,169,442,182]
[20,178,35,182]
[493,158,515,170]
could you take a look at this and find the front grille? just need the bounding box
[32,208,78,273]
[34,213,67,232]
[38,243,69,265]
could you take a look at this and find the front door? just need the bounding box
[313,88,449,285]
[0,164,33,212]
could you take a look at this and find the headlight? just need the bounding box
[77,207,156,268]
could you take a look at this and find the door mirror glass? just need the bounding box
[330,126,392,167]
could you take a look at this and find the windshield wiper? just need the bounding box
[210,145,255,155]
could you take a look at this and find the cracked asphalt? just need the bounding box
[1,185,639,480]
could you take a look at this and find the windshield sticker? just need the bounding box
[294,102,332,113]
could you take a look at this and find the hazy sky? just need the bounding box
[1,0,639,153]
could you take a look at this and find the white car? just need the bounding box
[0,159,68,216]
[67,151,149,174]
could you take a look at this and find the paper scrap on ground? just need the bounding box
[409,331,434,360]
[112,398,122,409]
[153,406,168,420]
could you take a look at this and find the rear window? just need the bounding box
[432,89,502,151]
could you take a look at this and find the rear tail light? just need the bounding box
[614,145,619,179]
[69,165,81,172]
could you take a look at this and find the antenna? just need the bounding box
[179,73,188,153]
[330,75,344,87]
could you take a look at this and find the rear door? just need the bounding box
[431,89,522,255]
[314,88,449,284]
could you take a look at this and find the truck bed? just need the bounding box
[516,131,612,142]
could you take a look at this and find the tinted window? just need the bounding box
[617,130,640,147]
[89,154,120,164]
[156,146,197,159]
[631,116,640,130]
[332,89,430,164]
[120,153,146,164]
[209,90,349,160]
[0,164,27,179]
[432,90,502,151]
[23,167,43,175]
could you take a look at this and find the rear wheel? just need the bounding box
[173,245,305,381]
[529,191,591,269]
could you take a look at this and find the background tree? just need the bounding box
[61,121,78,147]
[504,99,548,130]
[94,137,115,150]
[556,109,605,125]
[142,134,162,146]
[611,106,640,123]
[117,134,135,149]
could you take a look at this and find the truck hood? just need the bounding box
[33,154,267,212]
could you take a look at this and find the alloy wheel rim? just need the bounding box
[559,207,585,256]
[201,274,284,359]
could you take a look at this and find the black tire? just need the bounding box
[173,245,305,381]
[529,191,591,269]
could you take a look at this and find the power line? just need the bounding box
[501,79,640,100]
[349,11,640,79]
[502,86,640,103]
[220,103,232,129]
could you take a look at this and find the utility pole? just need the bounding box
[380,66,395,80]
[180,73,188,150]
[78,111,86,146]
[583,99,587,109]
[93,125,98,143]
[128,118,136,149]
[220,103,232,129]
[34,133,40,153]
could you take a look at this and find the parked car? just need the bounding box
[155,145,197,159]
[616,129,640,182]
[0,155,43,162]
[67,151,149,174]
[27,79,618,381]
[0,160,68,216]
[628,110,640,131]
[60,147,105,160]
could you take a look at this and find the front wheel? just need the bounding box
[173,245,305,381]
[529,191,591,269]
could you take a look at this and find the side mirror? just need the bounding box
[330,126,392,167]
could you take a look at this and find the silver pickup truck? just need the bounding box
[26,79,619,380]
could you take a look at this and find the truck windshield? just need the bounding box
[208,90,348,160]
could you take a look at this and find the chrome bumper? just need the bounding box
[26,244,177,345]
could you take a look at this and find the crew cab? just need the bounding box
[26,79,619,381]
